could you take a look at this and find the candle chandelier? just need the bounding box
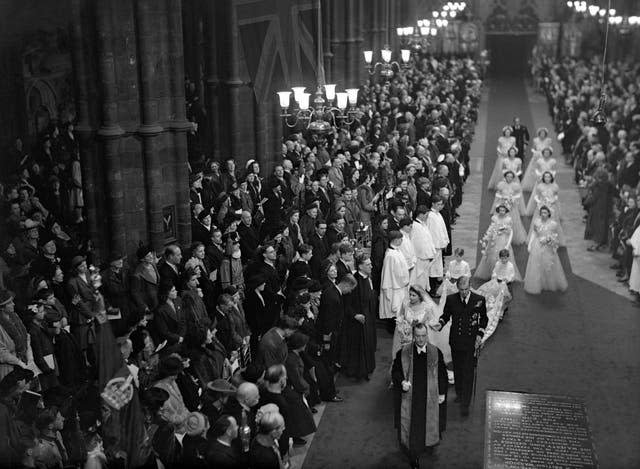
[276,0,359,135]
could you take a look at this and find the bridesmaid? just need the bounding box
[475,205,522,281]
[523,147,556,193]
[491,171,528,245]
[488,126,516,190]
[527,171,565,246]
[524,206,568,294]
[522,127,552,188]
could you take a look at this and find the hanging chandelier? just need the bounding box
[363,45,411,78]
[276,85,360,135]
[276,0,359,135]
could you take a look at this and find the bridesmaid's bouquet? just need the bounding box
[540,232,559,250]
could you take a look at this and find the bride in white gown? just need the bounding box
[392,285,451,363]
[524,206,568,294]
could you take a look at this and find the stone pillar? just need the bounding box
[95,0,126,256]
[204,0,221,161]
[166,0,192,246]
[322,0,334,81]
[330,0,348,88]
[70,0,104,261]
[134,0,165,253]
[345,0,358,88]
[223,0,243,157]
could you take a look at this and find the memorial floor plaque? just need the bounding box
[484,391,598,469]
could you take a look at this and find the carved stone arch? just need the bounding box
[25,79,58,135]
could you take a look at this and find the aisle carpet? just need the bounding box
[301,77,640,468]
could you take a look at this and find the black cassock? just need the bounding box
[392,347,448,459]
[339,272,377,379]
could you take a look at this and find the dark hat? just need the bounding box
[136,244,152,260]
[197,209,212,222]
[0,367,34,396]
[229,182,239,191]
[222,285,238,296]
[0,289,14,307]
[305,202,318,211]
[158,355,183,377]
[36,288,53,303]
[206,379,237,395]
[44,307,63,324]
[288,331,309,350]
[40,232,57,247]
[70,255,86,269]
[388,230,403,241]
[307,280,322,293]
[247,273,266,289]
[295,292,311,304]
[189,172,204,185]
[108,251,125,263]
[290,277,311,292]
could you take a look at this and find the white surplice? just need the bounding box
[425,209,449,277]
[411,219,436,291]
[379,247,410,319]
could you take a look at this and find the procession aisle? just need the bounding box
[301,76,640,469]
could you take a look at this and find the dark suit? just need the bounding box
[130,263,160,315]
[154,299,186,345]
[512,124,530,164]
[439,292,487,408]
[317,283,344,364]
[287,260,312,286]
[237,223,260,263]
[158,261,181,290]
[66,274,95,350]
[308,233,328,279]
[335,259,351,282]
[257,327,288,368]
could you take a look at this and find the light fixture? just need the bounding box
[364,44,411,78]
[277,0,359,135]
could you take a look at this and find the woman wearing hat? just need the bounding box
[152,355,190,429]
[475,205,522,281]
[130,245,160,320]
[66,255,96,354]
[0,290,33,380]
[27,302,59,391]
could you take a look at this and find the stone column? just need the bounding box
[134,0,164,252]
[203,0,221,160]
[166,0,192,246]
[223,0,243,157]
[70,0,103,260]
[95,0,126,256]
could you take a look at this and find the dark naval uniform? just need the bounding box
[439,291,487,410]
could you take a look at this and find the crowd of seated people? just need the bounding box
[534,54,640,305]
[0,50,483,469]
